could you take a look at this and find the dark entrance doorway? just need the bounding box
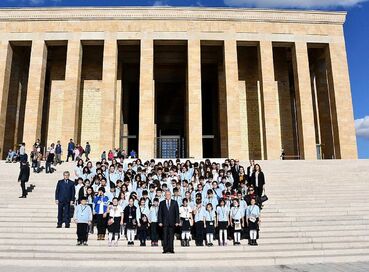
[154,41,187,158]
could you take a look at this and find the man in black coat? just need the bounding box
[55,171,75,228]
[158,191,180,254]
[18,161,30,198]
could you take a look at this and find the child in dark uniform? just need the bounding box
[123,198,137,246]
[137,214,149,246]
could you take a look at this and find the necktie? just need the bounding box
[167,201,170,210]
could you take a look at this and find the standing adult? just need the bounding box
[250,164,265,198]
[158,191,180,254]
[66,139,75,162]
[55,140,62,165]
[85,142,91,162]
[55,171,75,228]
[19,142,26,162]
[18,161,30,198]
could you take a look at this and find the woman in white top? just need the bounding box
[107,197,124,247]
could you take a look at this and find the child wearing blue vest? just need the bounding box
[73,197,92,246]
[93,187,109,240]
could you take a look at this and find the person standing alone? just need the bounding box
[158,191,180,254]
[66,139,75,162]
[18,161,30,198]
[55,171,75,228]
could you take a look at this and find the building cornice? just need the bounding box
[0,7,347,25]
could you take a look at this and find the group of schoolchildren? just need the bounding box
[73,158,265,247]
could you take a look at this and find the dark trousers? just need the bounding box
[20,181,27,197]
[150,222,158,242]
[256,186,263,198]
[138,229,148,244]
[57,202,71,226]
[77,223,89,242]
[45,162,52,173]
[96,214,107,235]
[195,221,204,246]
[66,150,74,162]
[162,226,175,252]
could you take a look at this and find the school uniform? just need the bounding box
[149,205,159,244]
[193,205,206,246]
[246,204,260,245]
[179,205,192,232]
[203,196,218,209]
[93,195,109,236]
[216,206,230,230]
[204,210,216,234]
[73,204,92,244]
[123,205,137,244]
[108,205,123,242]
[230,206,243,245]
[137,216,149,246]
[230,206,243,233]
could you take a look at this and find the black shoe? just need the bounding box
[254,240,258,246]
[83,242,88,246]
[169,251,175,254]
[19,196,26,198]
[65,225,70,228]
[56,225,62,228]
[76,242,82,246]
[181,240,185,247]
[162,251,167,254]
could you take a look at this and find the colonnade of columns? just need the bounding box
[0,36,357,160]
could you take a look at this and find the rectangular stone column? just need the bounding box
[0,41,12,158]
[23,40,47,151]
[292,42,317,160]
[224,40,241,159]
[258,41,281,160]
[101,39,118,152]
[327,40,357,159]
[138,39,155,159]
[187,39,203,159]
[62,39,82,147]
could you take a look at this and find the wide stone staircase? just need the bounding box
[0,159,369,268]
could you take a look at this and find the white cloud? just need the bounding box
[355,116,369,139]
[224,0,368,8]
[153,1,169,6]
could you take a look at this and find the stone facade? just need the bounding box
[0,7,358,160]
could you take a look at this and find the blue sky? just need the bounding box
[1,0,369,158]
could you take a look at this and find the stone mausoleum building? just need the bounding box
[0,7,358,160]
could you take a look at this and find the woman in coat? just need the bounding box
[18,161,30,198]
[250,164,265,198]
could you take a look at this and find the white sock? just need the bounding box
[224,230,227,242]
[210,234,213,244]
[181,232,186,240]
[108,233,113,243]
[219,230,224,244]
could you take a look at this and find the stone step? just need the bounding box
[2,252,369,267]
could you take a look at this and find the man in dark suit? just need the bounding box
[18,161,30,198]
[158,191,179,254]
[55,171,75,228]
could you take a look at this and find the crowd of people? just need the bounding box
[55,157,266,249]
